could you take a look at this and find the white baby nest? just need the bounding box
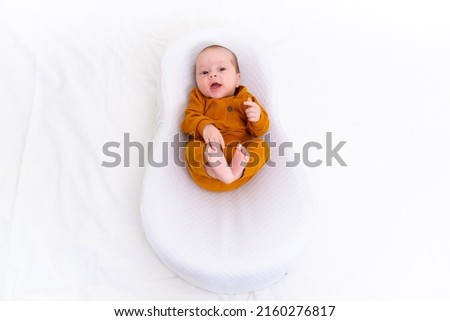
[140,28,313,294]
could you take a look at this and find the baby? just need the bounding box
[181,45,270,192]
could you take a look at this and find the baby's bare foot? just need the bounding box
[231,144,249,180]
[204,145,234,184]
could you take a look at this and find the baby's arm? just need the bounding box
[181,89,225,147]
[244,97,270,136]
[181,89,214,139]
[244,97,261,122]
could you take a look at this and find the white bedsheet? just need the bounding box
[1,0,450,300]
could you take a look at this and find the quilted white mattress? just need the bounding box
[140,28,313,293]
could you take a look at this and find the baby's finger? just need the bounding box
[209,136,220,150]
[245,108,255,116]
[207,136,216,146]
[216,135,225,149]
[209,140,219,151]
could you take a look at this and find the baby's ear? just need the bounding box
[235,73,241,87]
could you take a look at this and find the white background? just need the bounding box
[1,0,449,300]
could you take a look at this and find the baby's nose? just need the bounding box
[208,73,217,78]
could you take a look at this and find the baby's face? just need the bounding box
[195,47,240,99]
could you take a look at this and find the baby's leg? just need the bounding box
[231,144,250,180]
[204,143,234,184]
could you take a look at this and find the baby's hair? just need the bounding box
[196,45,240,73]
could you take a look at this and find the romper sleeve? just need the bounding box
[181,88,213,139]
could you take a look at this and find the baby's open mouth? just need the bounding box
[210,82,221,89]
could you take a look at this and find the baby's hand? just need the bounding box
[244,97,261,122]
[202,124,225,149]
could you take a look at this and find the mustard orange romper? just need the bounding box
[181,86,270,192]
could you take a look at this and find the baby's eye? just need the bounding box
[200,71,208,75]
[219,67,226,72]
